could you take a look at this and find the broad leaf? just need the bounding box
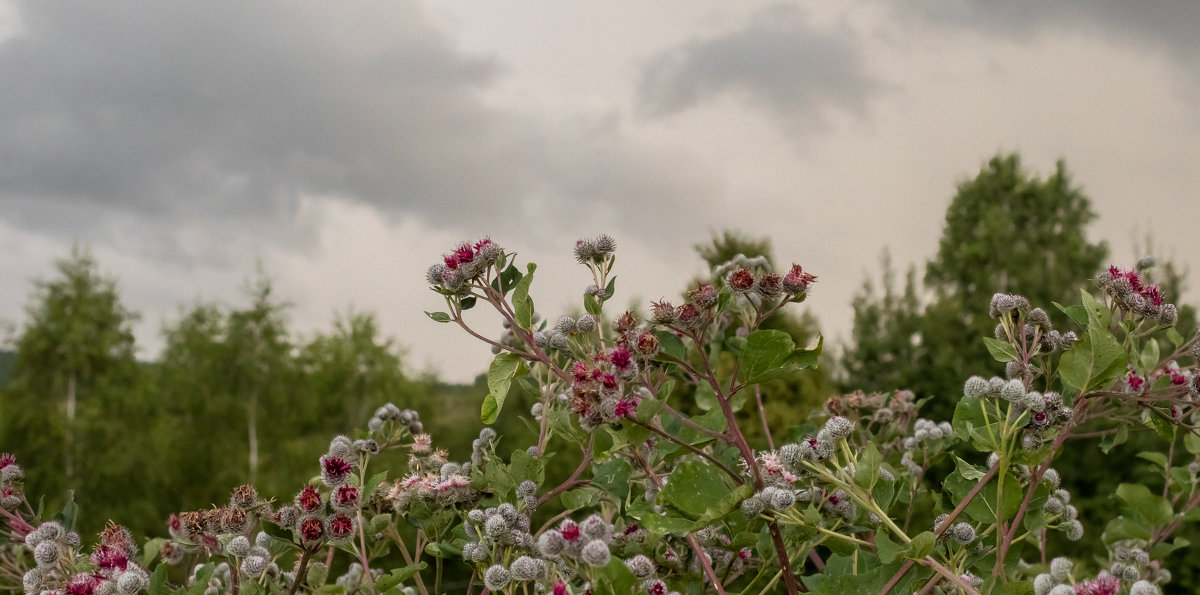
[512,263,536,330]
[481,352,522,424]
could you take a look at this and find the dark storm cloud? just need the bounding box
[895,1,1200,78]
[0,1,536,258]
[637,5,882,131]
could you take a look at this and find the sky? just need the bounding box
[0,1,1196,383]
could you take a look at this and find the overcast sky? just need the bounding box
[0,1,1196,383]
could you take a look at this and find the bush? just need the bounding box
[2,238,1198,595]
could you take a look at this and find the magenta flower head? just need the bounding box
[333,485,360,510]
[609,346,632,371]
[91,545,129,572]
[783,264,816,294]
[327,513,355,544]
[320,455,353,487]
[0,453,15,469]
[727,268,756,293]
[299,517,325,544]
[614,398,639,419]
[296,485,322,513]
[1074,575,1119,595]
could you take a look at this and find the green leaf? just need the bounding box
[592,458,632,499]
[1184,432,1200,455]
[458,296,476,311]
[512,263,536,330]
[602,276,617,300]
[638,512,697,535]
[141,537,166,568]
[364,470,389,497]
[373,564,427,592]
[1100,425,1128,454]
[1116,483,1174,527]
[738,330,822,384]
[1053,301,1088,326]
[1139,339,1161,375]
[898,531,935,560]
[654,330,687,362]
[481,352,522,424]
[424,311,451,323]
[1144,411,1176,442]
[1104,516,1152,543]
[60,490,78,532]
[854,443,883,489]
[186,564,215,595]
[560,488,600,510]
[982,337,1019,363]
[147,564,169,595]
[1167,327,1185,348]
[1060,325,1126,394]
[509,448,545,487]
[739,329,796,384]
[497,263,522,295]
[953,455,986,481]
[595,554,640,594]
[875,531,901,563]
[656,460,733,519]
[945,469,1021,523]
[694,483,754,527]
[1079,289,1111,329]
[1136,452,1169,469]
[951,396,988,442]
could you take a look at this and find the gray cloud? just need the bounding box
[637,4,882,132]
[0,1,734,268]
[0,1,532,260]
[894,1,1200,82]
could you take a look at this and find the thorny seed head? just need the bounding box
[484,565,510,590]
[689,283,719,309]
[726,268,756,293]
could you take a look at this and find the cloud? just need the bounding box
[637,4,882,132]
[0,1,534,262]
[892,1,1200,83]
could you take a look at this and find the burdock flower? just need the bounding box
[333,485,360,511]
[610,346,633,371]
[484,565,510,590]
[726,268,756,293]
[327,514,355,545]
[676,303,704,329]
[635,332,659,356]
[320,455,354,487]
[689,283,719,309]
[782,264,816,295]
[299,517,325,545]
[295,485,322,513]
[650,300,678,324]
[756,272,783,297]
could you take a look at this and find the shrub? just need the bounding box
[2,237,1198,594]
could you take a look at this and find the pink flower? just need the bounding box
[0,453,14,469]
[300,517,325,543]
[321,456,353,481]
[614,398,639,419]
[328,514,354,540]
[1074,575,1119,595]
[609,346,632,370]
[296,485,322,512]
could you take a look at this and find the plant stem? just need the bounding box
[286,547,314,595]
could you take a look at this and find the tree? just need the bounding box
[841,154,1109,414]
[4,247,140,484]
[0,247,161,537]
